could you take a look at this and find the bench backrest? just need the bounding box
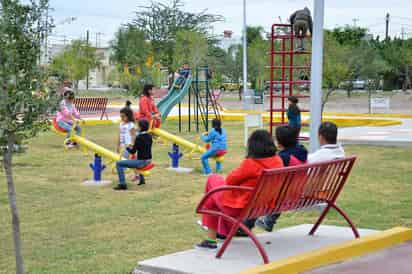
[241,157,356,220]
[74,97,108,113]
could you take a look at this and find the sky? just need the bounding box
[49,0,412,46]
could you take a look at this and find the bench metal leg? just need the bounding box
[216,221,270,264]
[309,203,359,239]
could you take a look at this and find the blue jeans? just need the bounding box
[116,159,151,185]
[201,149,222,175]
[58,120,81,139]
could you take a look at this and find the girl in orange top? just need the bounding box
[196,130,284,250]
[138,84,161,128]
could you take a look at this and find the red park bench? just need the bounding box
[74,97,109,120]
[196,156,359,264]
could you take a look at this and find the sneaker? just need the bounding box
[195,240,217,250]
[197,220,209,231]
[67,143,76,148]
[137,177,146,186]
[256,217,274,232]
[235,229,249,237]
[216,234,227,241]
[113,184,128,191]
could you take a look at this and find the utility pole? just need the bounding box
[352,18,359,27]
[385,13,390,41]
[401,26,405,40]
[86,30,90,91]
[310,0,325,152]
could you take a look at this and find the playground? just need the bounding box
[2,1,412,274]
[0,120,411,273]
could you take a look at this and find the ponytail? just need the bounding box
[125,100,132,108]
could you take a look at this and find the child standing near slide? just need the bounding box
[201,119,227,176]
[56,89,82,148]
[138,84,161,128]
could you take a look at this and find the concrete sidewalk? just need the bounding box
[133,225,377,274]
[338,119,412,147]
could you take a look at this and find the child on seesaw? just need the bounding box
[201,119,227,176]
[114,119,153,191]
[56,89,82,148]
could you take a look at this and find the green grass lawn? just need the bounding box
[1,121,412,274]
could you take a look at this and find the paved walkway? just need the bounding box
[304,241,412,274]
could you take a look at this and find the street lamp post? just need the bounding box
[242,0,248,108]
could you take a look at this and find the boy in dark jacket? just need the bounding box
[255,125,308,231]
[114,120,153,190]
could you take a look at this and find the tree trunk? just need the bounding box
[3,135,25,274]
[403,66,410,92]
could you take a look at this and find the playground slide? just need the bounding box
[157,77,193,122]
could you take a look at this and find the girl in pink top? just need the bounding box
[56,89,82,147]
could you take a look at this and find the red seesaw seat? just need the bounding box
[136,163,155,171]
[135,163,155,176]
[205,144,227,157]
[52,117,68,133]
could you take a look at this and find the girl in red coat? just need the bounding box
[196,130,284,250]
[137,84,161,128]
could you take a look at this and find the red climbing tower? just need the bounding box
[268,23,312,137]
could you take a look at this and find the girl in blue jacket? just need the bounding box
[201,119,227,175]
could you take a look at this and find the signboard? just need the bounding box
[244,114,263,146]
[370,97,390,113]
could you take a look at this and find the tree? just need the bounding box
[246,26,264,44]
[110,26,152,94]
[322,33,351,113]
[131,0,222,70]
[173,30,208,70]
[50,40,99,90]
[331,26,368,46]
[0,1,55,273]
[111,26,151,69]
[248,38,268,90]
[379,38,412,91]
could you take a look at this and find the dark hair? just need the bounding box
[288,96,299,104]
[142,84,155,97]
[212,119,222,134]
[138,119,150,132]
[120,102,135,123]
[275,126,298,148]
[63,90,75,100]
[247,130,277,159]
[318,122,338,144]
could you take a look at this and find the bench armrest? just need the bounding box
[196,186,254,213]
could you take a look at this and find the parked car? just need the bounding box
[353,79,366,90]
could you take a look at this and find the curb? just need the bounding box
[239,227,412,274]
